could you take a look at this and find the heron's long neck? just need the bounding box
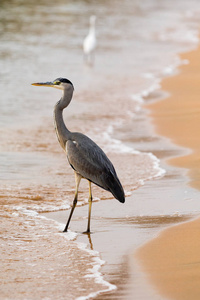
[89,24,95,35]
[54,88,73,150]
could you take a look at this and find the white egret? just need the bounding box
[83,15,97,65]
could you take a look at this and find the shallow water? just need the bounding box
[1,0,200,299]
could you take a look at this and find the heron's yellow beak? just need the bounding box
[32,80,63,90]
[31,81,55,87]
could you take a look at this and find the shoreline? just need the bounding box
[146,47,200,191]
[136,46,200,299]
[2,2,200,299]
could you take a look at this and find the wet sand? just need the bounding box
[137,46,200,299]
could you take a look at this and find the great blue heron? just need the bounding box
[83,15,97,65]
[32,78,125,233]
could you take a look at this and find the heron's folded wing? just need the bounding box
[66,139,115,189]
[66,137,125,202]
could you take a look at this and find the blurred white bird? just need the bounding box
[83,15,97,65]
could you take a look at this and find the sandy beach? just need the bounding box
[2,1,200,299]
[137,46,200,299]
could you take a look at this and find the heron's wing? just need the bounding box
[66,133,125,203]
[66,136,115,187]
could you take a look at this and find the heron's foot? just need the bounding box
[82,230,92,235]
[63,228,68,233]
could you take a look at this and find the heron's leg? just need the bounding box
[86,181,93,233]
[91,51,95,66]
[63,173,81,232]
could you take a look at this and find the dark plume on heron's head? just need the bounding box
[54,78,74,88]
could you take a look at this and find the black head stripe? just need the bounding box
[54,77,74,87]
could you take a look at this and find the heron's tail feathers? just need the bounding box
[107,172,125,203]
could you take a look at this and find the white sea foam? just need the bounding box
[75,243,116,300]
[102,121,165,182]
[131,79,161,111]
[40,215,116,300]
[162,56,190,76]
[158,27,199,44]
[103,124,140,155]
[12,206,115,299]
[11,206,39,217]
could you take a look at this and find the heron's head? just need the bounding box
[32,78,74,91]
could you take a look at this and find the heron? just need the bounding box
[83,15,97,65]
[32,78,125,233]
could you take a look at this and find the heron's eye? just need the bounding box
[53,81,61,85]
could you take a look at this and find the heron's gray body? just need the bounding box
[32,77,125,232]
[53,86,125,203]
[66,132,124,202]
